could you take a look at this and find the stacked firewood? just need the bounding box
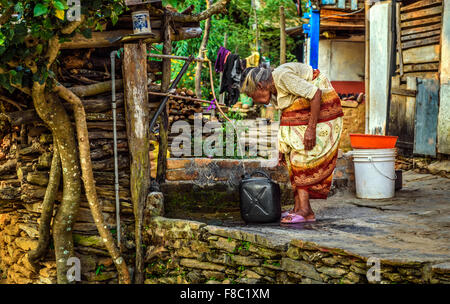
[165,88,203,124]
[339,92,365,108]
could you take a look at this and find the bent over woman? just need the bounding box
[240,62,344,224]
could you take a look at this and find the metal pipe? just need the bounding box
[149,56,194,131]
[147,53,208,62]
[110,50,121,248]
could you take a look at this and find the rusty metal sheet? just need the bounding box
[414,78,439,156]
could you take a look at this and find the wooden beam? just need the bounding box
[401,22,441,36]
[400,15,442,29]
[60,27,202,49]
[400,5,442,22]
[401,36,440,49]
[401,0,442,12]
[122,43,150,284]
[402,62,440,72]
[391,87,417,97]
[401,29,442,41]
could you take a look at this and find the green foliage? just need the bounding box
[159,0,304,101]
[0,0,127,92]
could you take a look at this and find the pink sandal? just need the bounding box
[281,209,293,218]
[281,213,316,224]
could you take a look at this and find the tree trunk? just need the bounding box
[28,137,61,266]
[54,83,131,284]
[122,43,151,284]
[195,0,213,98]
[32,83,82,284]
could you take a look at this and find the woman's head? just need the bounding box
[240,67,275,104]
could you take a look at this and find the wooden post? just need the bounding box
[195,0,212,98]
[395,2,404,76]
[123,42,150,284]
[157,13,172,183]
[364,0,370,134]
[280,6,287,65]
[218,33,228,105]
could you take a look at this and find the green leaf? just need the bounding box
[34,3,48,17]
[80,28,92,39]
[53,0,66,10]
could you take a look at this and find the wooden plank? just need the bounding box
[401,36,441,49]
[391,87,417,97]
[400,5,442,22]
[401,29,441,41]
[401,22,441,36]
[402,44,440,64]
[402,62,440,72]
[405,77,417,149]
[388,76,412,153]
[401,0,442,12]
[414,78,439,156]
[400,15,442,29]
[401,71,439,82]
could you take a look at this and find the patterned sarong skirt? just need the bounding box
[278,73,344,199]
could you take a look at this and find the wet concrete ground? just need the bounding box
[170,171,450,264]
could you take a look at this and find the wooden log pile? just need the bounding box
[155,87,204,124]
[0,47,139,284]
[339,92,365,108]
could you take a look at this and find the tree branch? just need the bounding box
[167,0,230,22]
[53,81,131,284]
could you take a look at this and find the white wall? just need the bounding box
[318,40,365,81]
[369,0,393,135]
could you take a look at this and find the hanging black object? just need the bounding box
[239,171,281,224]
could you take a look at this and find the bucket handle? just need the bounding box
[368,156,397,181]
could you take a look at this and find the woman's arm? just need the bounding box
[304,89,322,151]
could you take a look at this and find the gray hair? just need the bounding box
[240,67,272,96]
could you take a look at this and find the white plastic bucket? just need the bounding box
[352,148,396,199]
[132,11,152,34]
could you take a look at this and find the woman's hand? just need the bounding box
[304,88,321,151]
[304,125,316,151]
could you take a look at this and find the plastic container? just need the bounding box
[349,134,398,149]
[132,11,152,34]
[352,148,396,199]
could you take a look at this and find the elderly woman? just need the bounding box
[240,62,344,224]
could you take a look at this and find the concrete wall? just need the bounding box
[369,0,393,135]
[438,0,450,154]
[318,40,365,81]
